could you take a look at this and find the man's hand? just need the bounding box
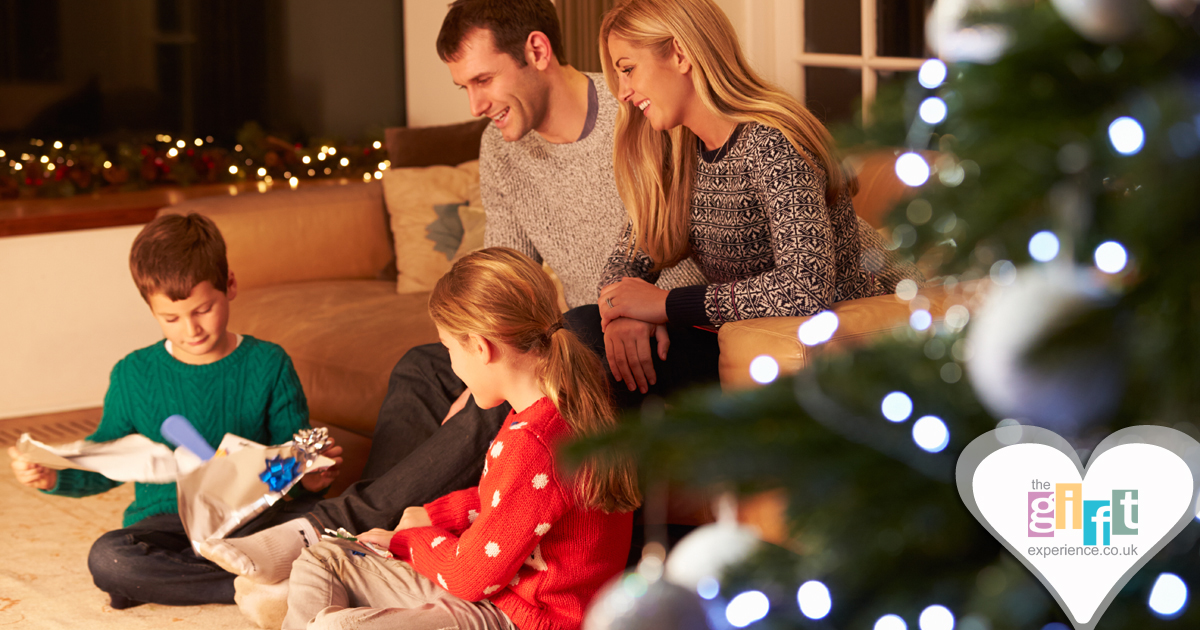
[442,388,471,425]
[603,317,670,393]
[8,446,57,490]
[599,278,669,329]
[300,437,344,493]
[396,506,432,531]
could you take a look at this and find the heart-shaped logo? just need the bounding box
[957,425,1200,629]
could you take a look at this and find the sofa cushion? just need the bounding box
[228,279,440,436]
[161,182,393,291]
[386,118,489,168]
[717,282,987,390]
[382,161,482,294]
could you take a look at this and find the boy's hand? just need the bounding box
[396,506,432,531]
[7,446,57,490]
[300,437,343,493]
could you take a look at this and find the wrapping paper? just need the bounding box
[14,433,179,483]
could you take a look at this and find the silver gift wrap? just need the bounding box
[177,431,334,552]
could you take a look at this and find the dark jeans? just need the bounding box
[306,343,510,532]
[88,496,319,606]
[304,307,718,534]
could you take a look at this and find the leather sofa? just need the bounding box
[162,124,957,523]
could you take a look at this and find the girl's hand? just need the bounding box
[442,389,471,425]
[356,528,397,549]
[8,447,57,490]
[397,506,432,530]
[300,437,343,493]
[599,278,669,329]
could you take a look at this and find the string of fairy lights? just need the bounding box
[0,130,393,198]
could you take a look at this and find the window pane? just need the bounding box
[156,0,183,33]
[804,1,859,55]
[805,66,861,126]
[877,0,932,58]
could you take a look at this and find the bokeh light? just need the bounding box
[798,311,840,346]
[797,581,832,620]
[918,59,948,89]
[1108,116,1145,155]
[944,305,970,331]
[919,604,955,630]
[896,153,931,187]
[726,591,770,628]
[875,614,908,630]
[895,278,919,301]
[913,416,950,453]
[882,392,914,423]
[697,576,720,600]
[919,97,948,124]
[1094,241,1128,274]
[1028,231,1060,262]
[1148,573,1188,617]
[749,355,780,385]
[909,309,933,331]
[989,260,1017,286]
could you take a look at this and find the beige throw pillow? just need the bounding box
[381,160,480,294]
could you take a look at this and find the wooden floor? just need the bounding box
[0,407,102,448]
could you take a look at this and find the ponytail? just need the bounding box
[429,248,642,513]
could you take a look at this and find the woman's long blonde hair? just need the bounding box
[600,0,857,270]
[428,247,641,513]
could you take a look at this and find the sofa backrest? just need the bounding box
[849,149,925,228]
[159,182,393,291]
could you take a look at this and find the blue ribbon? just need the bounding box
[259,455,299,492]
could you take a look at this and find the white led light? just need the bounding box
[176,139,185,148]
[1148,573,1188,617]
[53,141,63,149]
[168,148,178,157]
[340,157,350,167]
[1109,116,1145,155]
[195,138,203,146]
[726,591,770,628]
[373,140,383,149]
[302,155,311,164]
[882,392,913,423]
[895,153,930,187]
[797,581,832,620]
[895,278,919,301]
[919,604,955,630]
[913,416,950,453]
[257,167,267,177]
[749,355,780,385]
[228,165,238,174]
[875,614,908,630]
[919,97,948,124]
[918,59,948,89]
[1028,231,1060,262]
[1094,241,1128,274]
[798,311,839,346]
[909,309,932,331]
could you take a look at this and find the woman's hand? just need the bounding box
[603,317,670,393]
[300,437,344,493]
[599,278,669,329]
[8,446,57,490]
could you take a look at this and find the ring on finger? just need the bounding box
[605,297,614,309]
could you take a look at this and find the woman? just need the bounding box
[594,0,917,390]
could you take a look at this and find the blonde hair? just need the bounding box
[600,0,857,270]
[428,248,641,513]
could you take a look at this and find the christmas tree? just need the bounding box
[578,2,1200,629]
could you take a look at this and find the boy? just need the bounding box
[7,213,340,608]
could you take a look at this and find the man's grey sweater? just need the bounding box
[480,73,705,309]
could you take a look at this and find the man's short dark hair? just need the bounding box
[436,0,566,66]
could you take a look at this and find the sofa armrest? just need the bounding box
[718,283,976,390]
[160,182,393,291]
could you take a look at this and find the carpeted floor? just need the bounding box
[0,410,258,629]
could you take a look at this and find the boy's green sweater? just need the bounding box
[45,335,309,527]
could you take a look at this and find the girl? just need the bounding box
[282,247,640,630]
[593,0,919,391]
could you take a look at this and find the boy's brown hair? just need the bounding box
[129,213,229,302]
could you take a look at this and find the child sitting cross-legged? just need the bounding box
[278,247,639,630]
[7,213,342,609]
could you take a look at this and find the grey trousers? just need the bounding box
[283,539,516,630]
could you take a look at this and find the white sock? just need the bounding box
[234,576,291,629]
[199,517,319,584]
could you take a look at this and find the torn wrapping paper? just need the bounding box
[177,429,334,550]
[14,433,180,483]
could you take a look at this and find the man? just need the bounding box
[199,0,707,598]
